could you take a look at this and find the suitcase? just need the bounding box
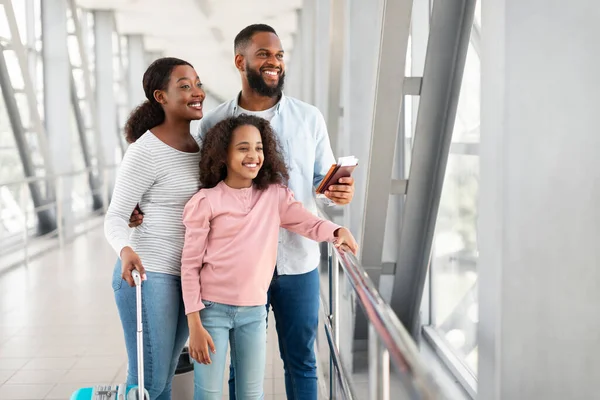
[172,347,194,400]
[71,270,149,400]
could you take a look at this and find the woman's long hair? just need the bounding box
[124,57,192,143]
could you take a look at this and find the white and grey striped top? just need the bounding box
[104,131,201,276]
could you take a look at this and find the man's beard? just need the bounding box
[246,63,285,98]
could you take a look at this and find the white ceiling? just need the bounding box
[76,0,303,101]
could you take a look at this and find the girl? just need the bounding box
[104,57,205,399]
[180,114,358,399]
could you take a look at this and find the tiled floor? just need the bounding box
[0,227,287,400]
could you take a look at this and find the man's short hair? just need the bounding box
[234,24,278,54]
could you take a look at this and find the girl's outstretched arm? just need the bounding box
[278,185,340,243]
[278,185,359,254]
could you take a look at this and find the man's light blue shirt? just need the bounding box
[197,93,336,275]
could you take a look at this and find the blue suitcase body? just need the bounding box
[70,384,142,400]
[70,271,148,400]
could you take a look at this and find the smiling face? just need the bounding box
[237,31,285,97]
[154,64,205,120]
[224,124,264,188]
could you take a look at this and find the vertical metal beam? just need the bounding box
[127,34,146,109]
[67,1,103,167]
[300,0,315,104]
[145,50,162,66]
[328,248,341,400]
[70,75,93,167]
[344,0,384,369]
[66,3,109,212]
[381,101,407,282]
[2,0,52,176]
[410,0,432,330]
[326,0,345,156]
[0,44,55,233]
[284,32,297,99]
[389,0,477,339]
[69,73,102,209]
[93,10,118,193]
[144,51,152,66]
[287,14,303,100]
[368,325,390,400]
[345,0,382,243]
[411,0,430,141]
[471,21,481,57]
[42,0,74,233]
[24,0,37,91]
[113,21,128,153]
[360,0,412,276]
[313,0,330,116]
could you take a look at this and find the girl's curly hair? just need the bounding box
[199,114,289,190]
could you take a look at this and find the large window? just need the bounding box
[0,0,41,243]
[427,0,481,380]
[0,1,129,263]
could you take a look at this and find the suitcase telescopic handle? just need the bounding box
[131,270,145,399]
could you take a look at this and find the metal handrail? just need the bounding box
[320,295,357,400]
[0,165,118,268]
[334,247,443,399]
[3,165,441,398]
[319,207,444,399]
[0,164,120,187]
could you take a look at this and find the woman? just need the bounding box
[104,57,204,400]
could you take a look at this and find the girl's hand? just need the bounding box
[189,324,216,364]
[333,227,359,255]
[120,247,147,286]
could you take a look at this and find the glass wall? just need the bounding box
[0,1,129,266]
[0,0,41,244]
[427,0,481,378]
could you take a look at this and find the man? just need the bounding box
[130,24,354,400]
[206,24,354,400]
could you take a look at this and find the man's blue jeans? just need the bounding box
[112,260,189,400]
[193,301,267,400]
[229,267,320,400]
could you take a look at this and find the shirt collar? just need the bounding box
[229,91,287,116]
